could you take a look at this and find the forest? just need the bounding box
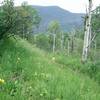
[0,0,100,100]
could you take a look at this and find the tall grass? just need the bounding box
[55,53,100,84]
[0,37,100,100]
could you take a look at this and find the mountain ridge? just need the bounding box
[32,5,84,32]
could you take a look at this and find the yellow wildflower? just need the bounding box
[17,57,21,61]
[40,93,43,96]
[52,57,55,61]
[0,79,5,84]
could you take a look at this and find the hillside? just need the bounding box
[33,6,84,32]
[0,37,100,100]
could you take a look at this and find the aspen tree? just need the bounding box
[82,0,92,62]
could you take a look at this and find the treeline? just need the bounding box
[27,20,84,56]
[0,0,84,55]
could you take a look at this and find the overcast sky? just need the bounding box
[0,0,100,13]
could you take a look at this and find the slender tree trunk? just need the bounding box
[82,0,92,62]
[61,32,64,51]
[53,33,56,53]
[67,38,70,55]
[71,36,74,53]
[94,41,96,51]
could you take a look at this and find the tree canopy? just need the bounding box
[0,0,41,40]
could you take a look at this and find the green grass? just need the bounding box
[54,53,100,84]
[0,37,100,100]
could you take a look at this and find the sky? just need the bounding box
[0,0,100,13]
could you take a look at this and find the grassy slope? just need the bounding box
[54,52,100,84]
[0,37,100,100]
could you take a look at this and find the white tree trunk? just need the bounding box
[53,33,56,53]
[82,0,92,62]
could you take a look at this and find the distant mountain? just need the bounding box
[32,6,84,32]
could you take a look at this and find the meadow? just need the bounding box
[0,37,100,100]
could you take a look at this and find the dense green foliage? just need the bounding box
[16,2,41,39]
[35,33,52,51]
[0,0,16,39]
[92,6,100,49]
[0,0,40,40]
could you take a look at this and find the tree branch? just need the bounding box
[86,33,97,48]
